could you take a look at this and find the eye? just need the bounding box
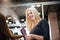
[27,14,29,16]
[30,12,32,14]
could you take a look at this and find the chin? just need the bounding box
[30,18,34,21]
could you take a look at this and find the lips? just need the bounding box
[30,15,33,18]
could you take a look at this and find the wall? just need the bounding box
[48,12,59,40]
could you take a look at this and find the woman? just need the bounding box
[25,7,50,40]
[0,13,23,40]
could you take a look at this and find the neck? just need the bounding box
[32,17,42,23]
[30,17,42,31]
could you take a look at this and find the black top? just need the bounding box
[0,25,10,40]
[30,19,50,40]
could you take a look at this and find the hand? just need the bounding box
[25,34,34,40]
[25,34,44,40]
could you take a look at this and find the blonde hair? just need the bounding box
[25,7,41,31]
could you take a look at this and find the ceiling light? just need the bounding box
[31,5,35,8]
[36,5,40,7]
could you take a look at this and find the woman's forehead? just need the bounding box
[27,9,32,11]
[27,9,32,13]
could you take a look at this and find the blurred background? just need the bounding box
[0,0,60,40]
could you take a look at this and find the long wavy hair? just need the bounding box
[0,13,8,32]
[25,7,41,31]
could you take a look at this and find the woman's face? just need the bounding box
[27,9,35,20]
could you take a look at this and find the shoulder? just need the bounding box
[41,19,48,24]
[38,19,47,24]
[38,19,49,28]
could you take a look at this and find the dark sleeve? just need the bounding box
[42,20,50,40]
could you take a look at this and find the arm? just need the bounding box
[25,34,44,40]
[42,20,50,40]
[8,29,22,39]
[32,34,44,40]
